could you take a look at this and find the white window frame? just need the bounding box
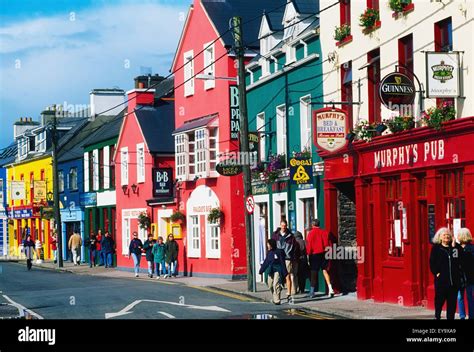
[18,138,28,160]
[203,42,215,90]
[296,189,317,239]
[195,128,208,178]
[103,145,110,189]
[261,58,270,77]
[188,215,201,258]
[276,104,287,156]
[247,69,254,85]
[69,167,78,191]
[184,50,195,97]
[92,149,99,191]
[188,132,195,179]
[287,45,296,64]
[256,112,266,162]
[208,127,219,176]
[206,222,220,258]
[136,143,145,183]
[84,152,89,192]
[58,170,64,193]
[300,95,312,152]
[175,134,189,180]
[120,147,129,186]
[35,131,46,152]
[122,217,130,255]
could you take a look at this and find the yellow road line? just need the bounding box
[188,286,255,302]
[285,309,335,320]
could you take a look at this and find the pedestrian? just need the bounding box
[143,234,155,278]
[295,231,309,294]
[272,220,299,301]
[101,231,115,268]
[68,232,83,266]
[164,234,179,278]
[85,232,97,268]
[96,229,104,266]
[457,228,474,320]
[259,239,288,305]
[129,232,143,277]
[306,219,334,298]
[22,235,35,271]
[430,227,462,320]
[50,232,58,264]
[152,236,167,279]
[34,238,43,264]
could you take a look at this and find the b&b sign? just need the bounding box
[153,168,173,198]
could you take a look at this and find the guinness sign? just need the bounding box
[379,72,416,110]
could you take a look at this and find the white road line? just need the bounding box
[158,311,176,319]
[2,294,44,320]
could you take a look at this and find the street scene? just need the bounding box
[1,0,474,331]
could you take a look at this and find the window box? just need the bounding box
[391,1,414,19]
[334,24,352,47]
[336,34,353,47]
[362,20,381,34]
[360,8,380,34]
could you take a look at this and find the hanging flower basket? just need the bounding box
[351,120,378,142]
[138,211,151,230]
[384,115,415,133]
[207,208,223,224]
[334,24,352,46]
[421,102,456,130]
[360,8,380,34]
[389,0,414,18]
[170,211,186,224]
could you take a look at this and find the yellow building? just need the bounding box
[6,155,54,259]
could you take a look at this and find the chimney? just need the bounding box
[89,89,126,120]
[134,74,165,89]
[13,116,39,139]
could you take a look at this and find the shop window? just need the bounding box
[278,201,287,223]
[341,61,353,129]
[386,176,404,257]
[188,215,200,258]
[442,169,465,230]
[206,222,220,258]
[367,48,381,124]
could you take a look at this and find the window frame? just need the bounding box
[120,147,129,186]
[276,104,287,156]
[206,221,221,258]
[69,167,78,191]
[183,50,195,97]
[299,95,312,152]
[136,143,145,183]
[203,42,215,90]
[188,215,201,258]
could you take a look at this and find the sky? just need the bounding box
[0,0,190,148]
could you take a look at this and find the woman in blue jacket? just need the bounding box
[259,239,288,305]
[128,232,143,277]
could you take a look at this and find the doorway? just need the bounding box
[253,195,269,283]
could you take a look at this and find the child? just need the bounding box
[259,239,288,305]
[152,237,167,279]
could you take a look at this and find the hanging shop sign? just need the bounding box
[80,192,97,207]
[33,181,46,203]
[11,208,33,219]
[216,162,243,176]
[379,72,416,109]
[313,108,348,153]
[249,132,259,154]
[11,181,26,201]
[153,168,173,197]
[229,85,240,140]
[289,157,313,185]
[425,52,461,98]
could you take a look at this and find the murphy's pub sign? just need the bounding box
[313,107,348,153]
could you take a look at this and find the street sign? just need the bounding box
[246,195,255,214]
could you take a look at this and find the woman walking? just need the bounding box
[143,234,155,278]
[457,228,474,319]
[430,227,462,319]
[86,232,97,268]
[129,232,143,277]
[23,235,35,271]
[152,236,167,279]
[50,233,58,264]
[164,234,179,278]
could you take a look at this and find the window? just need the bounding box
[122,218,130,255]
[209,128,218,173]
[188,215,200,257]
[256,113,266,162]
[300,96,312,152]
[84,152,90,192]
[398,34,414,81]
[29,172,34,205]
[137,143,145,183]
[195,129,208,177]
[276,105,287,155]
[442,169,465,230]
[18,138,28,160]
[435,17,452,52]
[69,168,78,191]
[287,45,296,63]
[283,19,296,40]
[109,145,115,189]
[93,149,99,191]
[385,176,404,257]
[367,0,379,11]
[340,0,351,26]
[188,132,195,178]
[206,222,220,258]
[341,61,353,129]
[120,147,128,186]
[35,131,46,152]
[58,171,64,193]
[261,58,270,77]
[303,198,315,238]
[184,50,194,97]
[203,42,215,90]
[99,148,104,190]
[88,151,94,191]
[175,134,189,180]
[367,48,381,124]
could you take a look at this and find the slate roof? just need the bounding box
[0,142,18,167]
[135,102,175,154]
[154,77,174,100]
[173,114,217,135]
[292,0,319,15]
[83,109,125,149]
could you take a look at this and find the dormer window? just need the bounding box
[18,138,28,160]
[35,131,46,152]
[283,20,297,40]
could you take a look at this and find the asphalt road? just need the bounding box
[0,262,331,320]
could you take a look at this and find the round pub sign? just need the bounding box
[313,107,348,153]
[379,72,416,110]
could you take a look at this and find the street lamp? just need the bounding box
[131,183,138,194]
[47,191,54,206]
[122,185,129,195]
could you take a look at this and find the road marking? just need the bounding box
[284,308,334,320]
[2,295,44,320]
[105,299,230,319]
[158,311,176,319]
[188,286,255,302]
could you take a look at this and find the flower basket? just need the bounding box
[138,211,151,230]
[360,8,380,33]
[421,102,456,130]
[351,120,377,142]
[384,116,415,133]
[255,154,287,184]
[334,24,351,44]
[292,148,312,159]
[170,211,185,224]
[207,208,223,224]
[390,0,414,18]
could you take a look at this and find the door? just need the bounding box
[418,200,428,305]
[253,202,269,282]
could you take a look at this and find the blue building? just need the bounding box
[0,143,18,257]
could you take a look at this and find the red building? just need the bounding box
[319,117,474,308]
[171,0,280,278]
[114,77,177,271]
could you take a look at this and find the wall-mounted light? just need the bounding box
[122,185,129,195]
[131,183,138,194]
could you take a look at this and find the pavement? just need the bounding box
[0,259,436,319]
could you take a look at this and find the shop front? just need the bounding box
[320,116,474,308]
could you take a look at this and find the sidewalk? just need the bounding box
[7,259,436,319]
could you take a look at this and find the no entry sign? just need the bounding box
[246,195,255,214]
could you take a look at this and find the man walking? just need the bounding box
[101,232,115,268]
[272,220,299,301]
[68,232,83,266]
[306,219,334,298]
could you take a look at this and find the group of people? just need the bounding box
[84,230,116,268]
[128,232,179,279]
[430,227,474,320]
[259,219,334,305]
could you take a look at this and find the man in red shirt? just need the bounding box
[306,219,334,298]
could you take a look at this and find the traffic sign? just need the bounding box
[246,195,255,214]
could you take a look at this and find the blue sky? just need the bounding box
[0,0,190,147]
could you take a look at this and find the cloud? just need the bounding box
[0,1,188,146]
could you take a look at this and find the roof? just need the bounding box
[83,109,125,149]
[135,103,175,154]
[201,0,288,48]
[292,0,319,15]
[154,77,174,100]
[173,113,217,135]
[0,143,18,167]
[265,9,285,31]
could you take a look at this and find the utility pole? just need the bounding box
[51,110,63,268]
[233,16,256,292]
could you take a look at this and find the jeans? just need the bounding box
[167,260,177,276]
[458,284,474,319]
[52,250,57,262]
[155,261,166,276]
[99,250,105,266]
[147,261,154,275]
[434,284,458,320]
[105,252,113,267]
[131,253,141,275]
[89,249,96,266]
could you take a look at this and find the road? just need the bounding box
[0,262,332,320]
